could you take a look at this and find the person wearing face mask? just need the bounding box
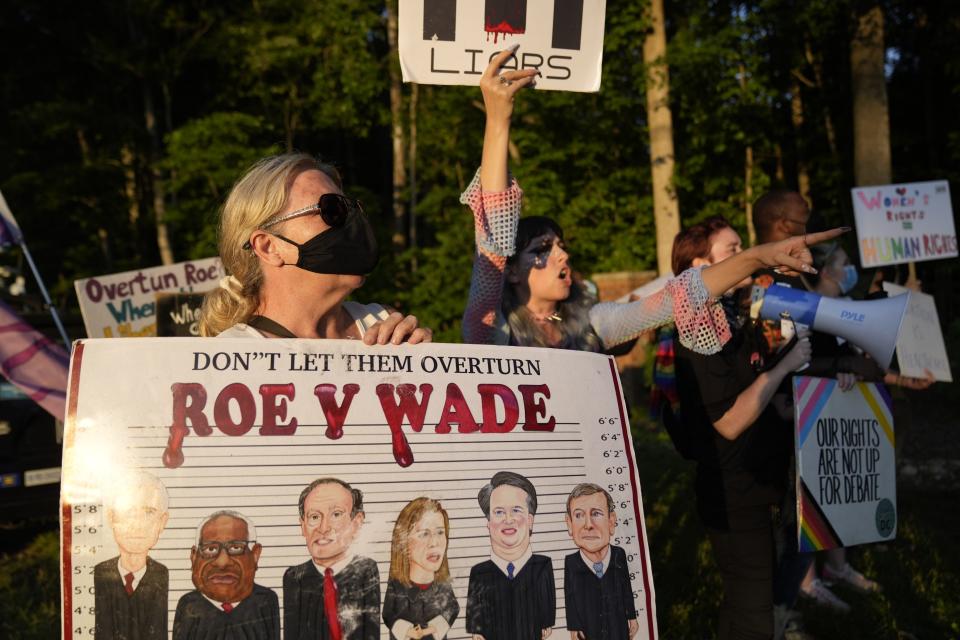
[199,153,431,344]
[463,47,845,355]
[670,217,812,640]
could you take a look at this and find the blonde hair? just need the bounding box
[388,497,451,586]
[199,153,341,336]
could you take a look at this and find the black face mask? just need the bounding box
[273,209,379,276]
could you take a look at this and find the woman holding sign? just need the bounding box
[200,154,431,343]
[462,46,846,353]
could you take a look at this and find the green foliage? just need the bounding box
[0,531,60,638]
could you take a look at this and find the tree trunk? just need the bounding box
[408,82,419,271]
[790,78,812,206]
[739,63,756,246]
[642,0,680,275]
[142,81,174,265]
[850,4,891,186]
[387,0,407,250]
[805,40,839,160]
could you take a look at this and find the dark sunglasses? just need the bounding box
[243,193,363,249]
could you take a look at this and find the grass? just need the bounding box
[632,419,960,639]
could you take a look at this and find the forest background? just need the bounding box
[1,0,959,637]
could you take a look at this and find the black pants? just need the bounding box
[707,513,776,640]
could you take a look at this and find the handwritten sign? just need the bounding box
[398,0,608,92]
[60,339,658,639]
[851,180,957,267]
[74,258,222,338]
[882,283,953,382]
[793,377,896,552]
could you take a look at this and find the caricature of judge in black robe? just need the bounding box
[563,483,639,639]
[94,470,170,640]
[172,510,280,640]
[284,478,380,640]
[466,471,555,640]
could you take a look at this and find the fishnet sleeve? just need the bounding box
[460,168,523,345]
[588,266,732,354]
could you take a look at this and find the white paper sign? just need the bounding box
[74,258,223,338]
[60,339,658,640]
[882,283,953,382]
[851,180,957,267]
[793,377,897,551]
[399,0,607,92]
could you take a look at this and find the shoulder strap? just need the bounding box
[246,315,298,338]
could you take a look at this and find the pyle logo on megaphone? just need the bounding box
[755,284,909,367]
[839,310,865,323]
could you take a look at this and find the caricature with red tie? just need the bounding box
[283,478,380,640]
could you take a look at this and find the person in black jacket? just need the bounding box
[284,477,380,640]
[173,510,279,640]
[466,471,555,640]
[95,470,170,640]
[563,483,638,639]
[383,497,459,639]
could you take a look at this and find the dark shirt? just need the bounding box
[283,556,380,640]
[94,556,168,640]
[172,583,280,640]
[564,546,637,640]
[382,579,459,639]
[674,322,791,530]
[466,554,555,640]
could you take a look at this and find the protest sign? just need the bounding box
[793,376,896,552]
[398,0,608,92]
[882,283,953,382]
[74,258,222,338]
[60,339,658,640]
[851,179,957,267]
[156,292,208,337]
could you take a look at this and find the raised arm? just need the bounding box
[701,228,850,297]
[461,47,538,344]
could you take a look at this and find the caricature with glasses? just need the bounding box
[172,510,280,640]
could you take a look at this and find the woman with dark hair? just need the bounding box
[670,216,811,639]
[462,47,845,354]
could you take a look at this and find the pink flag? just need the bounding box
[0,300,69,420]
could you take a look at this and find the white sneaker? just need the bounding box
[799,578,851,613]
[822,562,881,593]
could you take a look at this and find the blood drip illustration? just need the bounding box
[485,0,527,44]
[162,423,186,468]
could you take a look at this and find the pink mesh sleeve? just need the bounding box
[460,169,523,345]
[588,266,731,354]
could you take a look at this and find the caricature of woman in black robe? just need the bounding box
[383,498,459,639]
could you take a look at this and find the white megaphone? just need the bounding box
[754,284,909,368]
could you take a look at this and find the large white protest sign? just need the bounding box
[882,283,953,382]
[61,339,658,640]
[793,377,896,552]
[74,258,223,338]
[851,179,957,267]
[399,0,607,92]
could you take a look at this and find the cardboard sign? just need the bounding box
[156,293,208,338]
[74,259,223,338]
[793,376,897,552]
[851,180,957,267]
[60,339,658,640]
[399,0,608,92]
[882,283,953,382]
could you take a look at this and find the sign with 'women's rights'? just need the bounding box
[61,338,658,640]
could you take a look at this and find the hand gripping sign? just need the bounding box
[60,338,658,640]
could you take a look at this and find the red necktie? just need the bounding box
[221,603,234,613]
[323,567,343,640]
[123,572,134,596]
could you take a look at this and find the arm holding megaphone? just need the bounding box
[713,337,812,440]
[700,228,849,297]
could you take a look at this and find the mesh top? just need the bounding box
[460,168,730,353]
